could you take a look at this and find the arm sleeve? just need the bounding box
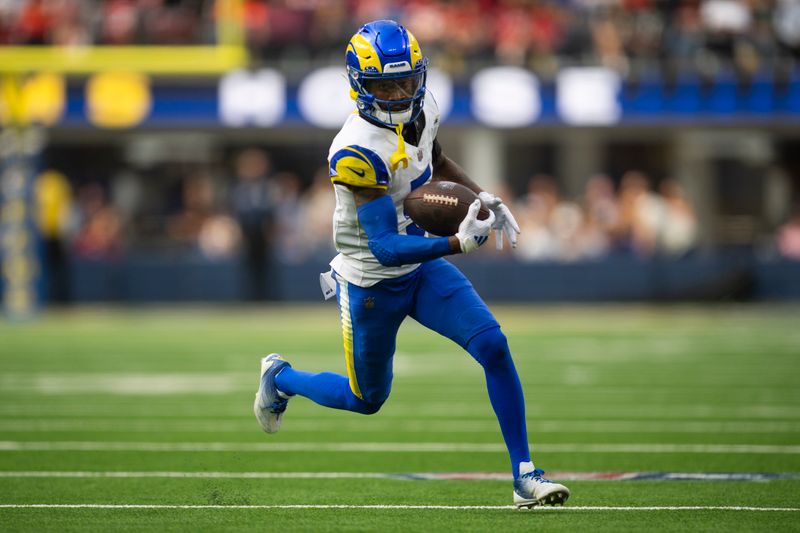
[357,195,453,267]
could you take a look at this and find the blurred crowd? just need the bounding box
[0,0,212,46]
[34,146,800,270]
[37,144,800,286]
[511,171,700,262]
[3,0,800,79]
[35,148,337,265]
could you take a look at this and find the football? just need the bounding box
[403,181,490,236]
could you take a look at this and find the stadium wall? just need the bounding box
[65,255,800,303]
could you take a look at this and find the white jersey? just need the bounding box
[327,91,440,287]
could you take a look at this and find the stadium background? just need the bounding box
[2,0,800,311]
[1,2,800,530]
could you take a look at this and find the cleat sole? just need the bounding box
[537,490,569,506]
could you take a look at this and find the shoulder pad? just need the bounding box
[329,145,390,189]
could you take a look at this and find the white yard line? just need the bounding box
[0,471,393,480]
[2,404,799,419]
[0,504,797,512]
[0,471,795,481]
[1,419,799,434]
[0,374,247,395]
[0,441,798,454]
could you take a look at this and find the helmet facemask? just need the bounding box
[349,61,427,127]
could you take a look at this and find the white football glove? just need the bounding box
[479,191,520,250]
[455,199,496,253]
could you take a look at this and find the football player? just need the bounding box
[254,19,569,508]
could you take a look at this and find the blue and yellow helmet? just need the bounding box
[346,20,428,127]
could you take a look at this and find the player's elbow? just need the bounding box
[368,239,403,267]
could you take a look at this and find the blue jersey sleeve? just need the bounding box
[357,195,453,267]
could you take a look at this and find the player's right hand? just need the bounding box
[455,200,495,253]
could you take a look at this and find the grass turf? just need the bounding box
[0,304,799,531]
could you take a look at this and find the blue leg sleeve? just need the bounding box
[275,369,382,415]
[468,327,531,479]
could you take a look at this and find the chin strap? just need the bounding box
[390,123,410,172]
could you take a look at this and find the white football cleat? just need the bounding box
[253,354,291,434]
[513,462,570,508]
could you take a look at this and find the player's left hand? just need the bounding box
[479,191,520,250]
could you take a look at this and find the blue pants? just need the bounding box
[337,258,499,405]
[275,258,532,477]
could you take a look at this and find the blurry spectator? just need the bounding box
[658,178,698,256]
[591,12,629,74]
[231,148,276,300]
[516,173,615,262]
[528,2,567,76]
[111,169,144,235]
[664,2,705,74]
[49,0,91,45]
[583,174,619,237]
[700,0,752,75]
[549,200,586,261]
[741,3,779,76]
[34,169,75,302]
[72,183,124,259]
[257,0,314,59]
[579,174,618,258]
[774,0,800,52]
[701,0,752,35]
[512,170,699,263]
[515,174,560,261]
[404,0,446,54]
[167,172,216,246]
[494,0,531,66]
[198,213,241,259]
[0,0,793,78]
[100,0,139,45]
[625,4,665,71]
[143,0,203,45]
[614,170,665,257]
[271,171,306,263]
[14,0,48,44]
[307,0,351,59]
[352,0,403,29]
[243,0,271,54]
[776,207,800,260]
[301,165,335,258]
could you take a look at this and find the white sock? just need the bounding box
[519,461,536,476]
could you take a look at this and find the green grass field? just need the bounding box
[1,304,799,531]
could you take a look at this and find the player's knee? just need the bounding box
[468,327,511,369]
[351,393,385,415]
[356,398,385,415]
[345,388,387,415]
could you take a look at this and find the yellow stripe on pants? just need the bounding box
[338,279,362,399]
